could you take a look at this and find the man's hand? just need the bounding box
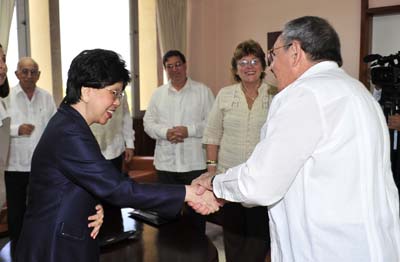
[174,126,188,139]
[166,127,187,144]
[18,123,35,136]
[191,172,214,194]
[124,148,134,162]
[88,204,104,239]
[389,114,400,131]
[191,173,227,207]
[166,128,182,143]
[185,185,221,215]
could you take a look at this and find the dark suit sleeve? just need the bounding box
[57,123,185,219]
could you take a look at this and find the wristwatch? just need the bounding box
[210,175,216,189]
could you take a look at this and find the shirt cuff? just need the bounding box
[158,127,169,139]
[202,137,221,145]
[187,124,196,137]
[10,124,19,137]
[125,140,134,149]
[212,174,222,198]
[213,166,247,203]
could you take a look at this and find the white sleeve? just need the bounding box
[187,86,215,137]
[143,91,169,140]
[213,89,323,206]
[121,94,134,149]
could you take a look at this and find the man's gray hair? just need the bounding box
[281,16,343,67]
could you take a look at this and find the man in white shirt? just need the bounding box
[4,57,56,255]
[144,50,214,232]
[192,16,400,261]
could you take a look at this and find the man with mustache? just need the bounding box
[144,50,215,233]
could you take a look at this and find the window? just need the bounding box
[6,5,19,87]
[58,0,160,115]
[59,0,132,107]
[138,0,158,111]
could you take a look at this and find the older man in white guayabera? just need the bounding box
[193,16,400,262]
[3,57,56,257]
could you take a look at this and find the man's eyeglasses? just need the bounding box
[105,88,124,100]
[20,68,40,76]
[267,43,293,66]
[166,62,183,70]
[237,58,260,67]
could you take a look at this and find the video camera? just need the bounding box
[364,52,400,116]
[364,52,400,87]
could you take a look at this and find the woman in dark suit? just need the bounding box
[1,45,102,260]
[16,49,220,262]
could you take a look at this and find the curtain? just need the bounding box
[156,0,187,56]
[0,0,15,52]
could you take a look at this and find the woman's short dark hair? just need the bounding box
[231,40,267,82]
[162,50,186,67]
[63,49,131,105]
[282,16,343,67]
[0,43,9,98]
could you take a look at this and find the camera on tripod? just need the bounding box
[364,51,400,116]
[364,52,400,86]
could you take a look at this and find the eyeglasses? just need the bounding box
[104,88,124,100]
[20,68,40,76]
[237,58,260,67]
[267,43,293,66]
[166,62,183,70]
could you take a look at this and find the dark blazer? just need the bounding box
[16,104,185,262]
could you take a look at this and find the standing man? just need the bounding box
[4,57,57,255]
[193,16,400,261]
[144,50,214,232]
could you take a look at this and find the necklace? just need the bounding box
[241,84,259,101]
[244,92,256,101]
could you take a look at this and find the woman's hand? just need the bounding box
[185,185,221,215]
[88,204,104,239]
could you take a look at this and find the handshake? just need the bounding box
[185,172,225,215]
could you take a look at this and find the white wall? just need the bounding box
[370,0,400,8]
[188,0,361,94]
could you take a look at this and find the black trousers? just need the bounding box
[4,171,30,255]
[156,169,207,233]
[223,203,270,262]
